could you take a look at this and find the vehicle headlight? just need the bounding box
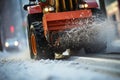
[14,41,19,46]
[79,4,85,8]
[44,6,54,13]
[49,7,54,11]
[5,42,9,47]
[79,4,88,8]
[44,7,49,12]
[84,4,88,8]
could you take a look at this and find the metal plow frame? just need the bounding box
[43,10,92,37]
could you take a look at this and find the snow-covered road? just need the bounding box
[0,39,120,80]
[0,52,120,80]
[0,59,119,80]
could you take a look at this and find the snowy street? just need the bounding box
[0,39,120,80]
[0,49,120,80]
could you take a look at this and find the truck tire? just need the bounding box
[28,22,54,59]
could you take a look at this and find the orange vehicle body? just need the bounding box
[27,0,98,38]
[43,10,92,36]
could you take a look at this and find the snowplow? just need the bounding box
[24,0,106,59]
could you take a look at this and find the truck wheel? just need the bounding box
[30,30,38,59]
[29,22,54,59]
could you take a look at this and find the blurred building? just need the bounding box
[105,0,120,21]
[105,0,120,37]
[118,0,120,12]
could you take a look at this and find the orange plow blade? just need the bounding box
[43,10,92,36]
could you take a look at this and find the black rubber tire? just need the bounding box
[28,22,54,59]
